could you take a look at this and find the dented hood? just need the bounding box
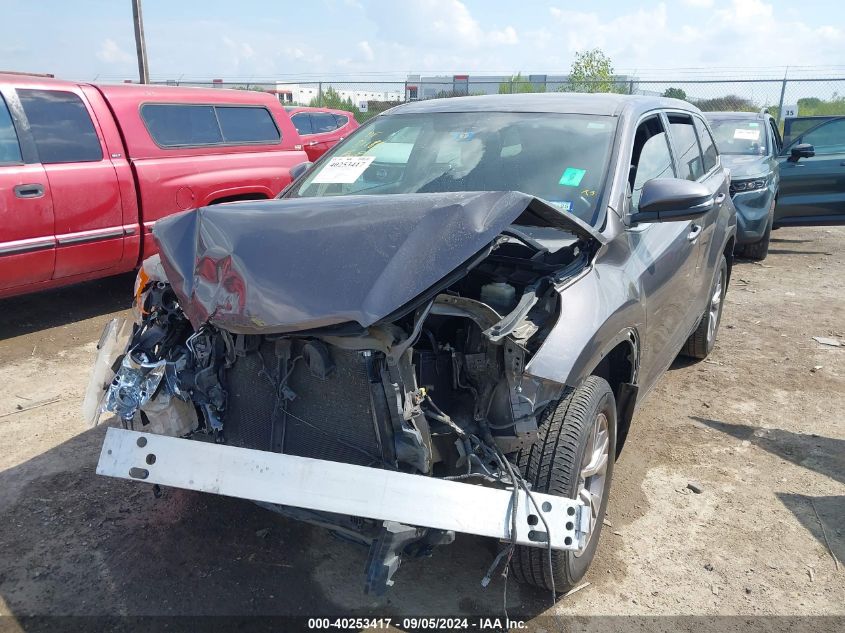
[152,191,598,334]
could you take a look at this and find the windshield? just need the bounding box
[708,118,768,155]
[289,111,617,225]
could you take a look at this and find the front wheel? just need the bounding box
[682,255,727,359]
[739,211,773,261]
[511,376,617,592]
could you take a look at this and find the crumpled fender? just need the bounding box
[526,263,643,388]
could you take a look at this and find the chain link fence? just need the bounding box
[150,77,845,125]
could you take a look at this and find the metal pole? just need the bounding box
[776,67,789,124]
[318,82,323,107]
[131,0,149,84]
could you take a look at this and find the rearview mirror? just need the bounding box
[630,178,715,224]
[788,143,814,163]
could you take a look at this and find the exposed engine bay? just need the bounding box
[87,191,599,594]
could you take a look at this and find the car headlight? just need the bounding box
[730,177,767,194]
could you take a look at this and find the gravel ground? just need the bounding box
[0,227,842,630]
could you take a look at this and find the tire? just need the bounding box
[682,255,727,360]
[739,215,773,261]
[511,376,617,593]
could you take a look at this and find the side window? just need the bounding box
[801,119,845,155]
[334,114,349,128]
[693,117,718,172]
[0,94,22,164]
[141,104,223,146]
[668,114,704,181]
[17,89,103,163]
[291,113,313,135]
[312,112,338,133]
[629,116,676,212]
[215,106,280,143]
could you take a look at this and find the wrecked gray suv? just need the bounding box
[87,94,736,597]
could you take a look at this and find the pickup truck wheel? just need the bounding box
[739,213,773,261]
[511,376,616,593]
[682,255,727,359]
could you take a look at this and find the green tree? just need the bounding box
[694,94,757,112]
[308,86,361,119]
[566,49,617,93]
[663,87,687,101]
[498,72,545,94]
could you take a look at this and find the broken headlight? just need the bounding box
[104,353,167,421]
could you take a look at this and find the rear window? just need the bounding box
[140,104,280,147]
[18,89,103,163]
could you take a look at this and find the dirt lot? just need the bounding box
[0,227,843,629]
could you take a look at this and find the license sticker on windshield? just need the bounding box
[559,167,586,187]
[312,155,376,183]
[734,128,761,141]
[549,200,573,212]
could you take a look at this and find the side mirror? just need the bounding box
[788,143,814,163]
[289,161,313,182]
[630,178,715,224]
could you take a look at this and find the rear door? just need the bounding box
[17,87,125,278]
[0,88,55,291]
[304,112,342,160]
[776,117,845,226]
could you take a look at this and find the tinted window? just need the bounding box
[216,106,279,143]
[18,89,102,163]
[801,119,845,155]
[312,112,338,133]
[293,112,616,226]
[291,113,313,135]
[669,115,704,180]
[141,104,222,146]
[630,119,675,212]
[334,114,349,127]
[694,117,718,171]
[0,94,22,164]
[141,104,280,147]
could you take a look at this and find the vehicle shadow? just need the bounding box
[691,417,844,486]
[0,273,134,342]
[0,424,553,623]
[776,493,844,571]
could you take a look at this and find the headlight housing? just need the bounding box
[730,177,767,195]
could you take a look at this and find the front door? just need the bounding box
[17,87,125,279]
[0,90,55,292]
[776,117,845,226]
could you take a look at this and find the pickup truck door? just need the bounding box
[776,117,845,226]
[0,89,55,291]
[16,87,125,279]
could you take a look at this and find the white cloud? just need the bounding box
[96,38,133,64]
[682,0,714,8]
[488,26,519,45]
[357,40,375,62]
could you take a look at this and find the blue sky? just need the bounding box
[1,0,843,81]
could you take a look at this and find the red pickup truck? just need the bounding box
[0,73,308,299]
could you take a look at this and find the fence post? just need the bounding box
[318,82,323,107]
[629,80,634,95]
[776,74,788,123]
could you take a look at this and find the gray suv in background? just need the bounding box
[706,111,781,260]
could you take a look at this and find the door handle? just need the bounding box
[14,183,45,199]
[714,193,726,205]
[687,224,703,241]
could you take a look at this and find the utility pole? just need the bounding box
[131,0,149,84]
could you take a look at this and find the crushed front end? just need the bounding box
[87,192,599,594]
